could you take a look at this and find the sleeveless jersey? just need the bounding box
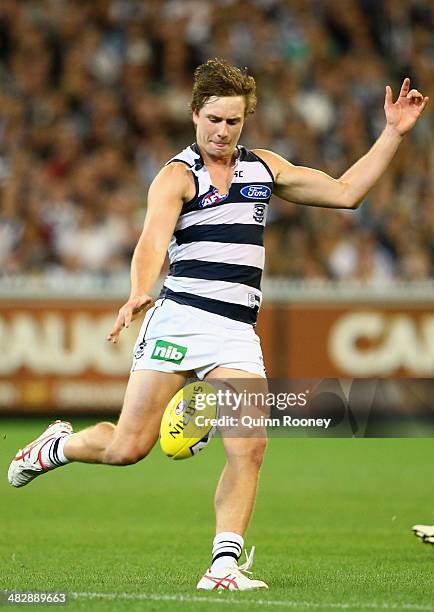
[159,143,274,325]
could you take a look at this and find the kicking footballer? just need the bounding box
[8,59,428,590]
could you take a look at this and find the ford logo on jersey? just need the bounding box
[199,187,228,208]
[240,184,272,200]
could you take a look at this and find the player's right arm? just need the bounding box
[107,162,194,343]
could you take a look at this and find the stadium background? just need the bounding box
[0,2,433,609]
[0,0,432,412]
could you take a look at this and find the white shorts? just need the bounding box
[131,298,266,379]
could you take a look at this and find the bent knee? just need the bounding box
[103,444,149,466]
[96,421,116,435]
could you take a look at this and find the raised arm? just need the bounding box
[107,162,194,343]
[254,78,428,210]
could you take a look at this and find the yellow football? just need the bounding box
[159,381,218,460]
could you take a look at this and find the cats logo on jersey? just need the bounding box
[253,203,266,223]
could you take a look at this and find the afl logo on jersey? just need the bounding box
[199,187,228,208]
[240,184,272,200]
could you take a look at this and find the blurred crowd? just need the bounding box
[0,0,432,283]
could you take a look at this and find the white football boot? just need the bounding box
[197,546,268,591]
[8,420,73,488]
[412,525,434,544]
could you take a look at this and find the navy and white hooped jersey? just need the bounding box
[159,143,274,326]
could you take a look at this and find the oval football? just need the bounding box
[160,381,218,460]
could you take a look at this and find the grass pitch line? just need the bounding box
[71,592,433,610]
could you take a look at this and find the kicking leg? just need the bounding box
[64,370,186,464]
[8,370,187,486]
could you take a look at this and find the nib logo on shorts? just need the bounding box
[151,340,187,364]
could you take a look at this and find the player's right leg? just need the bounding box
[8,370,187,487]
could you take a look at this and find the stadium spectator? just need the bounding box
[0,0,432,281]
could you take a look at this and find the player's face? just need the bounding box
[193,96,245,159]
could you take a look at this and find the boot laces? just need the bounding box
[237,545,255,575]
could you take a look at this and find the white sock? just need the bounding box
[56,436,70,463]
[211,532,244,570]
[39,435,71,469]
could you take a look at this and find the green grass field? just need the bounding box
[1,419,433,611]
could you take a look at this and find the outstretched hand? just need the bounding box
[384,78,429,136]
[107,295,153,343]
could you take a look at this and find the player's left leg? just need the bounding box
[197,368,268,591]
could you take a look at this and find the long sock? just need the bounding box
[211,532,244,571]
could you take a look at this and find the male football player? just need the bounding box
[9,59,428,590]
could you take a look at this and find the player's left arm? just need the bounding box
[254,78,429,210]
